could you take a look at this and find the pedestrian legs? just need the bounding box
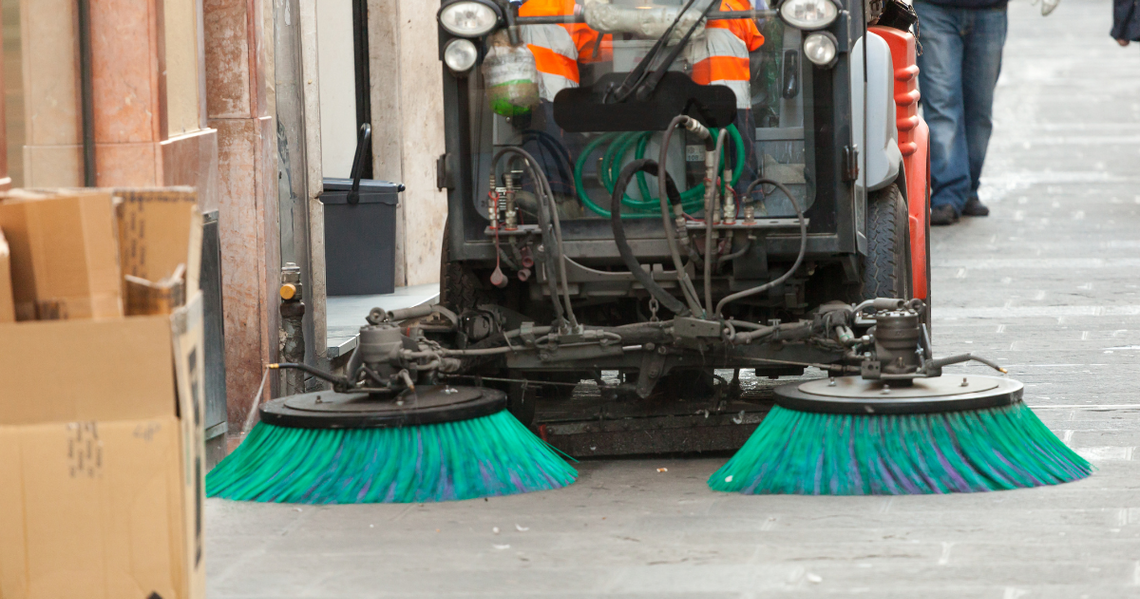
[915,3,971,216]
[961,8,1008,202]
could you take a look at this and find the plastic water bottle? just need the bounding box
[482,31,540,117]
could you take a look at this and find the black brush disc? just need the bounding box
[774,375,1023,415]
[258,384,507,429]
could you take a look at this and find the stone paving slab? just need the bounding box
[206,1,1140,596]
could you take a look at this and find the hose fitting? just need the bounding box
[681,116,713,148]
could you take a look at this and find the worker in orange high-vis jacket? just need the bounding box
[519,0,607,102]
[687,0,765,202]
[688,0,764,110]
[516,0,608,201]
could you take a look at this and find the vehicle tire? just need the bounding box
[861,184,913,301]
[439,217,494,313]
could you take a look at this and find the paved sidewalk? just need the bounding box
[206,2,1140,596]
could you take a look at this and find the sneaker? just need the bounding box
[930,204,959,226]
[962,196,990,217]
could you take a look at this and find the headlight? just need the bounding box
[803,32,838,67]
[438,0,500,38]
[779,0,839,30]
[444,38,479,73]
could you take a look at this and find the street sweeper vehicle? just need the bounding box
[206,0,1091,504]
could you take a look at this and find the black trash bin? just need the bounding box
[320,124,404,296]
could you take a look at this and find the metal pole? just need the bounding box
[77,0,96,186]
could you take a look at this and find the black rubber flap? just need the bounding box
[774,375,1024,415]
[259,385,507,429]
[320,178,402,205]
[553,72,737,132]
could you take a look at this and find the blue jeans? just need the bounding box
[913,2,1008,213]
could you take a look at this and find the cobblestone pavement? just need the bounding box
[206,1,1140,596]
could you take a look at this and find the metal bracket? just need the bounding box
[436,153,454,190]
[520,322,539,347]
[673,317,723,340]
[636,351,669,398]
[684,218,807,231]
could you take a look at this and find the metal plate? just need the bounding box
[259,385,507,429]
[775,375,1023,415]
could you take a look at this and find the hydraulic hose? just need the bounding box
[493,147,579,329]
[574,125,745,218]
[714,178,808,317]
[717,235,753,266]
[661,115,710,316]
[704,128,728,317]
[631,125,744,209]
[610,159,690,316]
[522,129,574,191]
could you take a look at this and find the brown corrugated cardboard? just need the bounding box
[0,200,35,320]
[171,292,207,598]
[0,228,13,322]
[0,418,185,599]
[0,297,206,599]
[116,187,201,290]
[0,186,205,598]
[0,315,175,424]
[0,190,123,320]
[125,265,186,316]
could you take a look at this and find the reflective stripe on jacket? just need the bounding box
[519,0,605,101]
[521,24,580,101]
[687,0,764,109]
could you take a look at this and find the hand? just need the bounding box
[1118,39,1132,47]
[1034,0,1060,16]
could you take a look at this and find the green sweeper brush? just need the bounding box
[207,314,577,504]
[709,374,1093,495]
[207,381,577,503]
[710,301,1092,496]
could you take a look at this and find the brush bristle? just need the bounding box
[709,403,1093,495]
[207,410,577,503]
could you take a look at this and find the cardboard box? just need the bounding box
[0,227,13,322]
[0,198,35,320]
[0,419,186,598]
[0,190,123,320]
[116,187,201,296]
[0,185,205,599]
[125,266,186,317]
[0,293,206,599]
[171,293,207,592]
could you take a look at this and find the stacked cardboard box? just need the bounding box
[0,227,13,322]
[0,188,205,599]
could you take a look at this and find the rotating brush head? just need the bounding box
[206,385,577,504]
[709,375,1092,495]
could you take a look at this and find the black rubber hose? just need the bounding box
[272,363,351,388]
[610,159,689,316]
[714,177,807,316]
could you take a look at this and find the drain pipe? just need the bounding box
[77,0,96,186]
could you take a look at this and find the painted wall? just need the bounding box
[164,0,203,137]
[19,0,81,187]
[368,0,447,287]
[316,0,357,179]
[3,0,22,187]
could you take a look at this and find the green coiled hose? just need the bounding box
[572,125,745,219]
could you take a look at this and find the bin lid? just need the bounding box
[320,178,403,205]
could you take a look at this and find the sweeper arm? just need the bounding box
[277,294,1008,404]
